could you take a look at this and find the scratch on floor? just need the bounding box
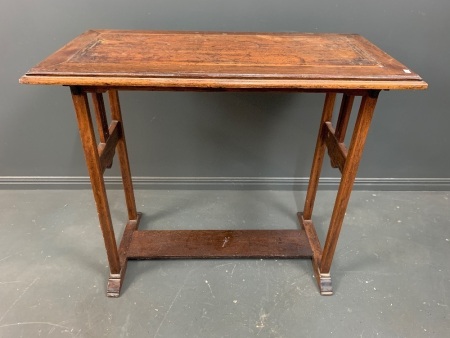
[256,308,269,336]
[0,321,71,330]
[231,264,237,277]
[0,255,13,263]
[213,262,234,269]
[0,277,39,323]
[153,271,192,338]
[205,280,215,298]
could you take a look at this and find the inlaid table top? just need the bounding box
[20,30,427,90]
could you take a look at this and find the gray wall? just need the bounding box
[1,0,449,189]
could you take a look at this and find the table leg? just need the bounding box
[300,93,336,295]
[301,90,379,295]
[107,90,141,297]
[70,86,140,297]
[320,91,379,273]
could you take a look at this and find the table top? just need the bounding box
[20,30,427,90]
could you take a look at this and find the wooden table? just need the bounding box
[20,30,427,297]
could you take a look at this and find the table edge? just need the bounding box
[19,75,428,90]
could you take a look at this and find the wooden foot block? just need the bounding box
[316,272,333,296]
[298,212,333,295]
[107,273,122,298]
[106,213,142,297]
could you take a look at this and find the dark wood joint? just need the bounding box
[368,90,381,99]
[69,86,84,96]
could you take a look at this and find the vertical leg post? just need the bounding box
[303,93,337,220]
[108,90,138,221]
[300,92,336,295]
[91,92,110,143]
[70,86,121,275]
[105,90,141,297]
[335,94,355,142]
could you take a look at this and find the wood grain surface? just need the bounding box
[20,30,427,90]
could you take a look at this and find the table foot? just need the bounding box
[316,271,333,296]
[106,213,142,297]
[297,212,333,295]
[107,274,122,298]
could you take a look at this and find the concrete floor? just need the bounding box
[0,189,449,337]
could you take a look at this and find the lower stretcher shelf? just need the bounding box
[127,229,313,259]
